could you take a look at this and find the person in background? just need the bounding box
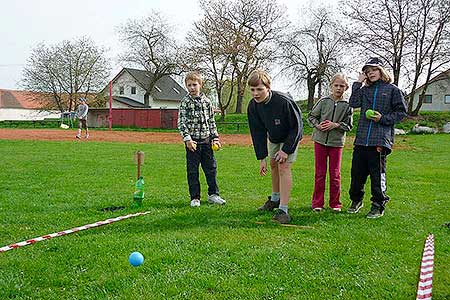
[75,97,89,139]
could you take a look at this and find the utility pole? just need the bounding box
[318,33,325,100]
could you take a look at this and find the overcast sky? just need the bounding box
[0,0,338,94]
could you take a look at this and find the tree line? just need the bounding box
[22,0,450,117]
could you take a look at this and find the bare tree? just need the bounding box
[227,0,288,113]
[118,11,182,94]
[279,6,345,110]
[342,0,413,85]
[406,0,450,115]
[184,0,237,120]
[21,37,110,112]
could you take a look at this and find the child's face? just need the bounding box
[186,79,202,97]
[250,83,270,103]
[364,67,381,82]
[331,78,348,100]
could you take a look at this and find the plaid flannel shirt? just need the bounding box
[177,93,218,142]
[349,81,407,151]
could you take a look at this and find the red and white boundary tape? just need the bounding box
[0,211,150,253]
[416,234,434,300]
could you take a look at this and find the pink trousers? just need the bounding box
[312,142,343,209]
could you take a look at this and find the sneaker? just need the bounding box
[76,135,81,139]
[332,207,342,212]
[312,207,323,212]
[366,203,384,219]
[272,209,291,224]
[208,194,226,205]
[258,196,280,211]
[190,199,200,207]
[85,134,89,139]
[347,201,363,214]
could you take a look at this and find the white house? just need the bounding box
[103,68,186,109]
[410,70,450,111]
[0,89,60,121]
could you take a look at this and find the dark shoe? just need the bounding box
[258,196,280,211]
[272,209,291,224]
[347,201,363,214]
[366,203,384,219]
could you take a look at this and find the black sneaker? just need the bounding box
[272,209,291,224]
[258,196,280,211]
[366,203,384,219]
[347,201,363,214]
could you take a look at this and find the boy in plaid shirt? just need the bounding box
[177,71,225,207]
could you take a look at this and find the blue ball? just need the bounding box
[129,252,144,267]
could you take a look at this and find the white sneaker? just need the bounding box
[208,194,226,205]
[190,199,200,207]
[85,134,89,139]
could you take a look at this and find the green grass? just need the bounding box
[0,135,449,299]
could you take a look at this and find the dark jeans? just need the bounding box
[349,146,390,208]
[185,141,219,200]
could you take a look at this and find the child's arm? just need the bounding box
[378,87,407,126]
[207,102,219,141]
[177,100,192,142]
[337,106,353,132]
[248,104,268,160]
[307,100,322,129]
[349,73,366,108]
[281,101,303,155]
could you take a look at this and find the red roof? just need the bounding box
[0,89,54,109]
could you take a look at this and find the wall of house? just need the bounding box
[0,108,60,121]
[112,72,181,109]
[412,80,450,111]
[113,72,147,104]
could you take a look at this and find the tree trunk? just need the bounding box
[235,81,244,114]
[307,78,316,111]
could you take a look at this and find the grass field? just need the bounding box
[0,135,449,299]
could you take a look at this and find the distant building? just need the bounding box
[0,89,60,121]
[409,69,450,111]
[102,68,186,109]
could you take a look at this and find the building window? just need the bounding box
[119,86,124,95]
[445,95,450,104]
[173,87,180,94]
[131,86,136,94]
[154,85,162,93]
[423,95,432,104]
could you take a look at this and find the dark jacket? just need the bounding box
[349,81,407,152]
[308,96,353,147]
[247,90,303,160]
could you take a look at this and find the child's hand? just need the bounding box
[212,139,221,149]
[369,111,382,122]
[318,120,339,131]
[186,140,197,151]
[357,72,367,83]
[274,150,288,164]
[259,159,267,176]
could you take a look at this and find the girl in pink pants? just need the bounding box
[308,74,353,212]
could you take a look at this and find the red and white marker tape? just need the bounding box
[416,234,434,300]
[0,211,150,253]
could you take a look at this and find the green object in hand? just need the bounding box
[365,109,375,119]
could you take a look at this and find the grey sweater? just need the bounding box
[308,96,353,147]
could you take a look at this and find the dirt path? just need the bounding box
[0,128,318,146]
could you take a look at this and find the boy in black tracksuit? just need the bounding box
[247,69,303,224]
[347,57,407,218]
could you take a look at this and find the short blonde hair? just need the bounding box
[185,71,203,85]
[330,73,349,89]
[248,69,271,88]
[365,66,392,85]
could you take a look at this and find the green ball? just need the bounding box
[365,109,375,119]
